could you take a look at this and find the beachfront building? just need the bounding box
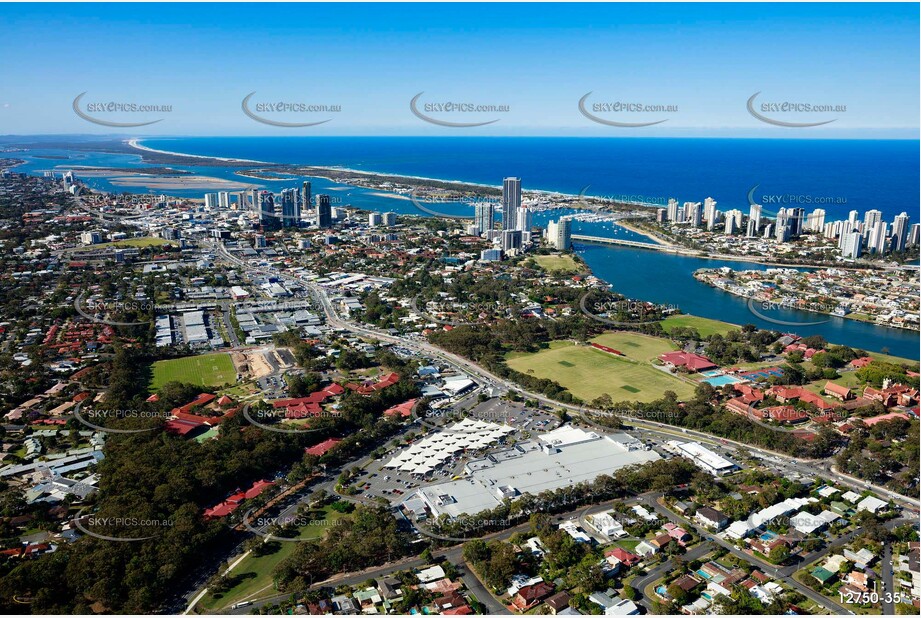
[502,177,521,230]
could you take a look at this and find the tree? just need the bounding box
[768,543,790,565]
[666,583,689,605]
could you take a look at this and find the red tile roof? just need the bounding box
[305,438,342,457]
[658,351,717,371]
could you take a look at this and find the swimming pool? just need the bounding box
[703,374,742,387]
[701,370,724,377]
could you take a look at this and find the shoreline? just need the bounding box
[125,138,911,274]
[693,270,920,334]
[127,138,271,165]
[126,137,663,205]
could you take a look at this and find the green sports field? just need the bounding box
[662,314,738,338]
[149,353,236,391]
[506,337,696,403]
[591,331,680,361]
[532,254,582,273]
[87,236,176,249]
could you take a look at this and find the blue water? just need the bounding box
[140,136,920,222]
[577,242,919,359]
[704,375,742,387]
[10,137,920,359]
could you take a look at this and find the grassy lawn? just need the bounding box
[506,339,695,403]
[591,332,679,362]
[531,254,582,273]
[218,381,260,400]
[662,314,738,338]
[802,370,863,398]
[149,353,237,391]
[199,506,349,612]
[867,350,919,367]
[614,539,641,552]
[87,236,176,249]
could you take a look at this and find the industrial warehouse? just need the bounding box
[408,426,661,519]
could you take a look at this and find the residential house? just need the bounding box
[545,591,572,615]
[695,506,729,531]
[512,582,555,611]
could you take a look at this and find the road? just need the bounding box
[207,240,916,613]
[631,542,714,612]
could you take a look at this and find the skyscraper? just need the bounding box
[516,207,533,232]
[204,193,219,209]
[774,208,791,242]
[502,177,521,230]
[842,229,863,259]
[279,188,300,227]
[846,209,860,234]
[665,198,679,222]
[685,202,702,227]
[474,202,495,235]
[788,207,805,237]
[867,220,889,254]
[747,203,762,236]
[704,197,718,230]
[316,194,332,228]
[546,218,571,250]
[258,191,275,226]
[806,208,825,232]
[301,181,312,215]
[863,210,882,236]
[501,229,523,252]
[908,223,921,248]
[724,209,743,235]
[891,212,910,252]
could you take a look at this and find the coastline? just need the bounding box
[127,138,271,165]
[126,137,662,205]
[613,220,675,247]
[693,271,920,333]
[125,138,911,274]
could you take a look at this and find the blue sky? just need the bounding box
[0,3,918,136]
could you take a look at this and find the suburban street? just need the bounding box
[204,239,918,616]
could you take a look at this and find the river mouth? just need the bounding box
[14,139,919,360]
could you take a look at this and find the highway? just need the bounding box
[212,238,919,513]
[205,239,917,614]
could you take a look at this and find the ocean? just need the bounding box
[141,136,920,222]
[10,136,920,358]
